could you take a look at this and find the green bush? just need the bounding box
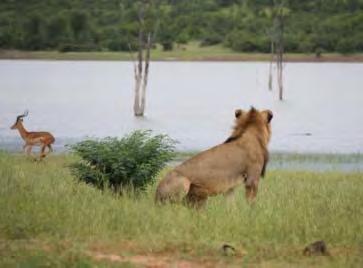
[336,38,357,54]
[200,32,223,46]
[225,30,269,52]
[284,35,300,52]
[176,31,190,45]
[297,37,314,53]
[159,29,175,51]
[161,40,174,51]
[58,43,99,52]
[69,130,176,192]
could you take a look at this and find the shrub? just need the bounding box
[69,130,176,191]
[284,35,300,52]
[58,43,99,52]
[336,38,357,54]
[176,32,190,45]
[297,37,314,53]
[105,35,138,52]
[158,26,175,51]
[200,33,223,46]
[315,47,324,58]
[161,40,174,51]
[225,30,269,52]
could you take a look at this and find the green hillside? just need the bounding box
[0,0,362,54]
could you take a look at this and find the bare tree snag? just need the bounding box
[275,8,285,101]
[140,33,151,113]
[133,1,152,117]
[266,3,289,100]
[268,41,274,91]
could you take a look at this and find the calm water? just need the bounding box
[1,60,363,154]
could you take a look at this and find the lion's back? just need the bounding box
[175,143,248,182]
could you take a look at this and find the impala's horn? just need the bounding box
[17,110,29,121]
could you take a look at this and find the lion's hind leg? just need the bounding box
[185,184,208,209]
[155,171,191,204]
[245,170,260,203]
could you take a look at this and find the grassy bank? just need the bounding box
[0,152,362,267]
[1,43,363,62]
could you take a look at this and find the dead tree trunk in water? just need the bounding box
[275,12,285,101]
[133,34,151,117]
[140,33,151,113]
[133,2,152,117]
[268,41,274,91]
[266,3,289,100]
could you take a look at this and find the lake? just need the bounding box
[1,60,363,154]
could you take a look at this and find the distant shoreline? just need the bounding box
[1,149,362,172]
[1,49,363,63]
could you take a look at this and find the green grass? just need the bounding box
[1,42,363,62]
[0,152,362,267]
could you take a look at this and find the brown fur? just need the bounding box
[155,107,273,207]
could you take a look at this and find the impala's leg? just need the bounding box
[47,144,53,153]
[40,145,47,160]
[25,145,32,156]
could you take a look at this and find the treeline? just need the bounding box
[0,0,363,54]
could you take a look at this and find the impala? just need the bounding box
[10,110,55,160]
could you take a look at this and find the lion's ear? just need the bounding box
[235,109,242,118]
[266,110,273,123]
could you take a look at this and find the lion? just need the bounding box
[155,107,273,207]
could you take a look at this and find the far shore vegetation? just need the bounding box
[1,43,363,62]
[1,1,363,62]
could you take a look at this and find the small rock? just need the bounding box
[303,240,329,256]
[221,244,236,256]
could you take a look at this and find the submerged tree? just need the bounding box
[264,1,290,100]
[131,0,160,117]
[269,42,275,91]
[275,4,290,100]
[132,1,150,117]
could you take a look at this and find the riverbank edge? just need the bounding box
[1,49,363,62]
[3,150,363,172]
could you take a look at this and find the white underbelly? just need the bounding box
[28,138,44,145]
